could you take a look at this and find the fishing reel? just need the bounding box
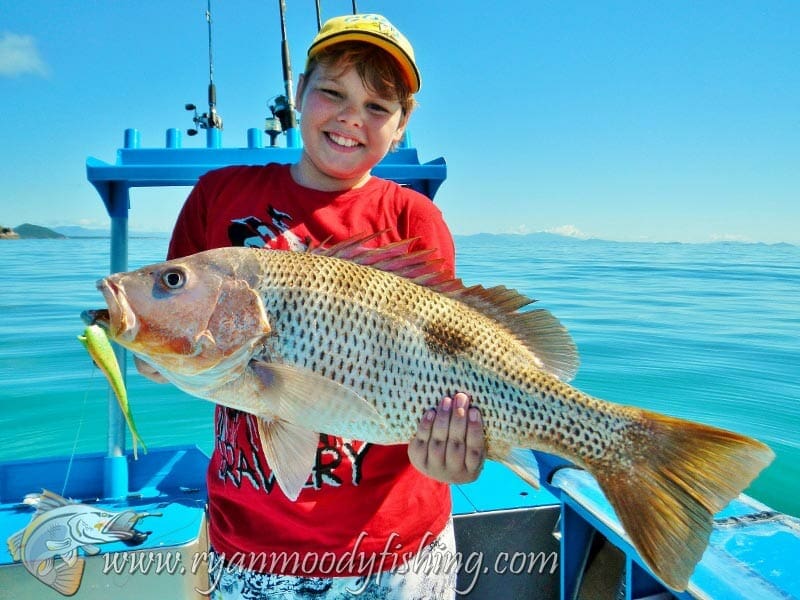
[185,103,223,136]
[265,95,296,146]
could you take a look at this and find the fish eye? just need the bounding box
[161,268,186,290]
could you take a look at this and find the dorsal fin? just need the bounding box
[453,285,579,381]
[312,233,579,381]
[33,489,74,516]
[312,234,443,277]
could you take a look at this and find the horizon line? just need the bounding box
[6,223,796,247]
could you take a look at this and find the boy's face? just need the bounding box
[293,62,408,191]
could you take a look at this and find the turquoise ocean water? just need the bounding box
[0,235,798,517]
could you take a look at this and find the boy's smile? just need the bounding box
[326,131,362,149]
[292,65,408,191]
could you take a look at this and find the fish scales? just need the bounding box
[87,237,775,591]
[252,249,639,465]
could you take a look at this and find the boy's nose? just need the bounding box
[336,103,363,127]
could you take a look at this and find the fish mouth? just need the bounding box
[82,278,138,342]
[81,308,109,328]
[102,510,160,546]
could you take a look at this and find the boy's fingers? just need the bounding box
[445,392,470,471]
[464,407,485,474]
[428,396,453,465]
[409,408,435,456]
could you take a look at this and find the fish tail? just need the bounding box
[590,410,774,591]
[50,557,85,596]
[7,530,23,561]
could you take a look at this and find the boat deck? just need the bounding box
[2,446,799,599]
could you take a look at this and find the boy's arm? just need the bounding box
[398,196,456,276]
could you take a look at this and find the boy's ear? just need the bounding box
[295,74,307,111]
[392,113,410,145]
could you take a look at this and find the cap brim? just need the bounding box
[308,32,421,93]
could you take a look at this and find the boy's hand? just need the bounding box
[408,392,486,484]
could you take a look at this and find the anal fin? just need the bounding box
[495,448,541,489]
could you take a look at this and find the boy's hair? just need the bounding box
[304,41,417,116]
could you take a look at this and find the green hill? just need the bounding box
[8,223,67,239]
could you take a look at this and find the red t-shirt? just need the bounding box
[168,163,455,577]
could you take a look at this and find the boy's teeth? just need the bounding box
[329,133,359,147]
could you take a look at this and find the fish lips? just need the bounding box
[81,308,107,326]
[83,278,138,342]
[101,510,155,547]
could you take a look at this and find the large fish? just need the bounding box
[85,234,773,591]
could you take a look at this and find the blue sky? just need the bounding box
[2,1,798,243]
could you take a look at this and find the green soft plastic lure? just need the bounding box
[78,324,146,458]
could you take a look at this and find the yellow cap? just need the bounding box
[307,14,421,93]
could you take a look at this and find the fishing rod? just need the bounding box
[268,0,362,145]
[265,0,299,146]
[315,1,358,29]
[186,0,223,135]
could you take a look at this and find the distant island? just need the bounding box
[0,223,169,239]
[0,223,66,239]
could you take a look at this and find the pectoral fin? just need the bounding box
[46,538,72,552]
[256,418,319,501]
[250,361,390,441]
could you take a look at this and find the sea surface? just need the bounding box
[0,235,798,517]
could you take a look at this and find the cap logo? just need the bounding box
[340,15,400,40]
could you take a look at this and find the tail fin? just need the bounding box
[592,411,774,591]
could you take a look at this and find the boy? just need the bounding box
[157,14,485,599]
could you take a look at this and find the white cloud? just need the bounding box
[0,32,49,77]
[78,218,106,228]
[505,224,531,235]
[545,224,588,239]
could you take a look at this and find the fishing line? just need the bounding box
[62,365,96,497]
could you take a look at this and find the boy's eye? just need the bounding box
[319,87,342,99]
[367,103,390,114]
